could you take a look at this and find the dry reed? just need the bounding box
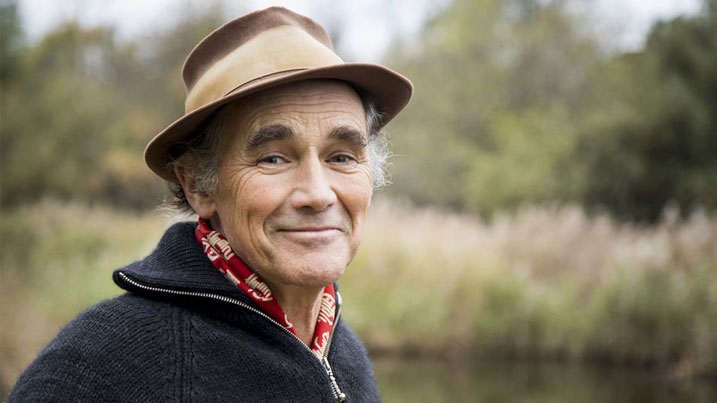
[1,198,715,396]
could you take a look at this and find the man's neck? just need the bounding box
[270,285,325,346]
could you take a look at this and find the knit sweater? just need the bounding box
[9,222,380,403]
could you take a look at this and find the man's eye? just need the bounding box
[330,154,356,164]
[259,155,287,165]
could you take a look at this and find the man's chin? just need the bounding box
[283,264,346,289]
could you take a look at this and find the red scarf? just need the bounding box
[195,219,336,357]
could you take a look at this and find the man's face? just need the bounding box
[202,80,372,291]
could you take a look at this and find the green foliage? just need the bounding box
[385,0,598,216]
[2,0,716,219]
[578,7,717,222]
[0,4,227,209]
[584,262,717,371]
[2,24,119,202]
[0,0,22,84]
[384,0,717,222]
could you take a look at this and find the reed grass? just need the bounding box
[1,198,715,394]
[342,198,717,377]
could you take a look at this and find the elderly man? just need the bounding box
[9,7,411,403]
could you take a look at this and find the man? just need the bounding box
[9,7,411,403]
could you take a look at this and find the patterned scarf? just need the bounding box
[195,219,337,357]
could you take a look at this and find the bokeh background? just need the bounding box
[2,0,716,401]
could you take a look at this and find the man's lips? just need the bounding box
[272,228,339,249]
[274,225,346,244]
[279,226,341,232]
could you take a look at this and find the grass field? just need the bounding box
[2,198,715,395]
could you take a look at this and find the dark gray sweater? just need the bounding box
[9,222,380,402]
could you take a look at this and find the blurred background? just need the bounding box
[1,0,716,401]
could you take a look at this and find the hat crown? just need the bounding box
[182,7,342,112]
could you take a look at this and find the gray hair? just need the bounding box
[166,94,390,214]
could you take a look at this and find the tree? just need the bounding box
[0,4,230,209]
[578,3,717,221]
[383,0,600,216]
[0,0,22,84]
[1,23,121,205]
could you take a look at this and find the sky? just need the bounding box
[17,0,704,62]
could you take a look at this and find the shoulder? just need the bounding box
[329,320,381,401]
[8,294,181,402]
[332,319,371,359]
[49,293,180,346]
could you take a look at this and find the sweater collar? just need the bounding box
[113,221,247,301]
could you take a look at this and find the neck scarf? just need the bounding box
[195,219,337,357]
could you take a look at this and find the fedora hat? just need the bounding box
[144,6,413,181]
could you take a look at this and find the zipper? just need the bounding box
[322,356,347,402]
[116,271,347,402]
[322,292,346,402]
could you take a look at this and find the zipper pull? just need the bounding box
[322,357,347,402]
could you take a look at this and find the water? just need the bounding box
[374,357,717,403]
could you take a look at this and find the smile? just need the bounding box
[276,227,343,244]
[282,226,341,232]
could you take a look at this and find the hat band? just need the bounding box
[185,25,344,113]
[223,68,305,97]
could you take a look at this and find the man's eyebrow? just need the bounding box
[245,124,293,152]
[329,126,368,148]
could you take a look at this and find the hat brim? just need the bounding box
[144,62,412,181]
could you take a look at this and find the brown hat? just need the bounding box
[144,6,413,181]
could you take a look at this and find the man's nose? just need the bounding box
[290,158,337,211]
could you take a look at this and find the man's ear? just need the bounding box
[174,166,217,220]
